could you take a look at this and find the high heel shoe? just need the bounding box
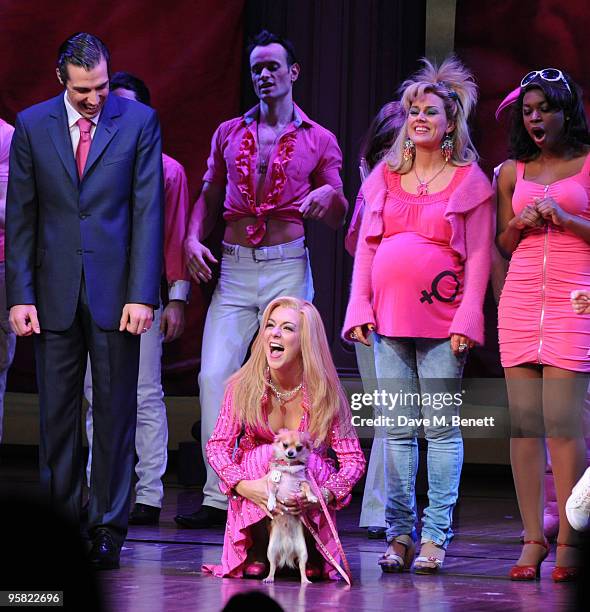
[509,539,549,581]
[551,543,580,582]
[414,540,446,575]
[243,560,268,578]
[305,563,322,580]
[378,534,416,573]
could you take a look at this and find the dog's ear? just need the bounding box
[274,428,289,443]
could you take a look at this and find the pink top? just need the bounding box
[512,157,590,220]
[162,153,190,283]
[368,167,468,337]
[206,385,365,508]
[0,118,14,262]
[203,104,343,245]
[343,161,494,345]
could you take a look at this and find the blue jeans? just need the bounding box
[373,335,465,548]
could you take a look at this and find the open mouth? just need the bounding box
[530,126,546,143]
[269,342,284,357]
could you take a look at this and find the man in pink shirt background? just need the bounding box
[176,30,348,528]
[85,72,190,526]
[0,117,16,442]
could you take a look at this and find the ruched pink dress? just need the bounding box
[498,155,590,371]
[201,385,365,580]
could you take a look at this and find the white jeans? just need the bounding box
[85,305,167,508]
[355,340,387,528]
[199,237,314,510]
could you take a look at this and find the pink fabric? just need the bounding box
[75,118,92,177]
[202,385,365,580]
[0,118,14,262]
[162,153,190,283]
[203,104,343,245]
[344,189,365,256]
[369,168,467,337]
[498,155,590,371]
[343,161,494,345]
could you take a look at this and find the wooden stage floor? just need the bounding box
[99,484,579,611]
[0,457,581,611]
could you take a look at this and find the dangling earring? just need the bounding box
[403,138,415,163]
[441,134,454,162]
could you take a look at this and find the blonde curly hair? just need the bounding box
[385,55,479,172]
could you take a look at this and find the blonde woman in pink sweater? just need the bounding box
[343,57,493,574]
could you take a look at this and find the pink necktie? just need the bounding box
[76,117,93,177]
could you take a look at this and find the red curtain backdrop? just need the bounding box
[0,0,245,394]
[453,0,590,378]
[455,0,590,177]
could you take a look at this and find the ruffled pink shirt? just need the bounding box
[203,104,343,245]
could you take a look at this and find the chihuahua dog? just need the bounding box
[264,429,318,584]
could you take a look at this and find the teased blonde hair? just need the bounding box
[226,296,352,444]
[386,55,479,172]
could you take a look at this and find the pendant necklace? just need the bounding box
[267,375,303,406]
[414,161,448,196]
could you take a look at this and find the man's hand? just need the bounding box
[160,300,185,342]
[9,305,40,336]
[184,236,218,284]
[119,303,154,335]
[298,184,337,221]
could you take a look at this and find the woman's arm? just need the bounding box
[448,196,493,346]
[496,160,541,257]
[205,387,247,495]
[342,186,382,341]
[322,416,366,510]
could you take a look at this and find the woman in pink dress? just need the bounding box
[202,296,365,580]
[496,69,590,582]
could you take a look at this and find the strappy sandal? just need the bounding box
[378,534,416,573]
[414,540,446,575]
[552,542,581,582]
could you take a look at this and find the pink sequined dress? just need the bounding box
[202,385,366,579]
[498,155,590,371]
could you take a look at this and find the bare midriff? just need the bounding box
[224,218,304,246]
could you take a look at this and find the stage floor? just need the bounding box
[0,456,580,611]
[99,484,578,611]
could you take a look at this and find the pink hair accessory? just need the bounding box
[495,86,521,120]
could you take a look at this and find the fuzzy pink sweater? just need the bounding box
[343,161,494,345]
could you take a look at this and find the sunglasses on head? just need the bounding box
[520,68,571,94]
